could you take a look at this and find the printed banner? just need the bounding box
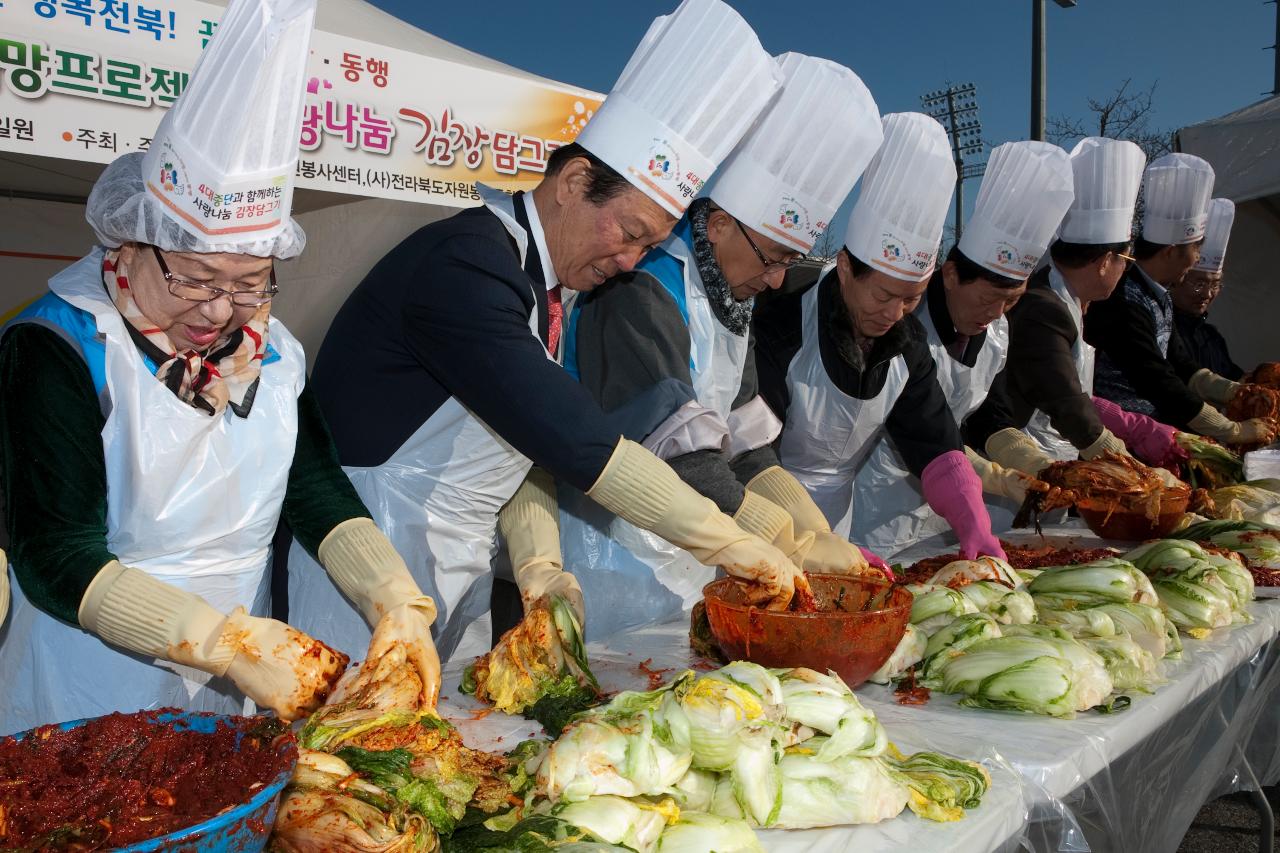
[0,0,603,206]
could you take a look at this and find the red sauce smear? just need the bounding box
[902,543,1121,585]
[790,582,819,613]
[637,658,673,690]
[894,669,931,706]
[0,709,294,850]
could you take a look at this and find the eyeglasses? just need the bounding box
[1113,245,1136,263]
[735,219,804,274]
[1187,280,1223,295]
[150,245,279,307]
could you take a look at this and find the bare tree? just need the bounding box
[1047,78,1175,161]
[810,226,840,262]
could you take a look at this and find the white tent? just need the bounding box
[0,0,600,358]
[1178,96,1280,371]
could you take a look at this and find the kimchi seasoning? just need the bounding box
[894,668,931,706]
[0,709,294,850]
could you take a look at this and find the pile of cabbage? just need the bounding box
[871,557,1184,717]
[449,662,991,852]
[1179,519,1280,574]
[1200,479,1280,527]
[1123,539,1256,635]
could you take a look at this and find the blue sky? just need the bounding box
[370,0,1276,242]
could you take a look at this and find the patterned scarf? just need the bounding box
[104,249,269,418]
[689,199,755,336]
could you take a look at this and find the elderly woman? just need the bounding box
[0,0,438,735]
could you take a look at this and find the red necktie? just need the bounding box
[547,284,563,356]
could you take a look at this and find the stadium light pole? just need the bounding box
[1032,0,1078,141]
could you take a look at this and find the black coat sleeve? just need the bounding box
[575,273,693,412]
[1004,292,1103,449]
[885,326,963,478]
[1166,324,1206,384]
[281,382,373,560]
[963,369,1019,451]
[0,324,115,625]
[752,290,805,424]
[400,233,623,493]
[1083,290,1205,428]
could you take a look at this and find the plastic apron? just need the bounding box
[287,187,545,666]
[1026,265,1096,462]
[559,232,749,641]
[850,310,1009,557]
[0,249,302,735]
[777,281,910,539]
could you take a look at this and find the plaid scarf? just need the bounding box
[104,249,269,418]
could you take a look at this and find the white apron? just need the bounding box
[851,308,1009,557]
[559,232,750,640]
[0,249,302,735]
[287,188,546,665]
[1026,265,1096,462]
[777,281,910,539]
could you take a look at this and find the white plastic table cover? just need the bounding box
[1244,445,1280,481]
[887,521,1280,852]
[437,634,1032,853]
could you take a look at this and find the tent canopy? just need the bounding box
[1178,96,1280,205]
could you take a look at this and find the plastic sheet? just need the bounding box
[438,627,1033,853]
[891,520,1280,851]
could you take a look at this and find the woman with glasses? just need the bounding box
[0,0,442,735]
[545,55,888,634]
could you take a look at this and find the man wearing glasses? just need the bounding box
[549,55,888,633]
[1171,199,1244,380]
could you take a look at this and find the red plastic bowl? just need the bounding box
[702,574,912,688]
[1078,491,1190,541]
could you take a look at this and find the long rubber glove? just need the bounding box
[587,439,808,610]
[79,561,349,720]
[1091,397,1187,468]
[1188,404,1277,445]
[1189,368,1240,406]
[318,517,441,706]
[732,490,816,567]
[1077,427,1130,461]
[0,549,8,631]
[920,451,1007,561]
[964,446,1060,505]
[985,427,1056,476]
[498,467,585,624]
[744,465,889,579]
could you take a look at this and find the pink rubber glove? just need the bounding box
[1091,396,1188,468]
[857,546,896,582]
[920,450,1007,561]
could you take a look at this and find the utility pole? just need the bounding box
[922,83,984,243]
[1032,0,1077,141]
[1268,0,1280,95]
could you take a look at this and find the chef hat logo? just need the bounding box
[776,196,811,234]
[995,244,1017,265]
[1185,223,1200,238]
[646,139,677,181]
[881,238,904,262]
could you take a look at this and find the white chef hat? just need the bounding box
[1058,137,1145,245]
[709,53,881,254]
[1192,198,1235,273]
[1141,153,1215,246]
[577,0,780,218]
[844,113,955,281]
[87,0,313,258]
[958,141,1074,279]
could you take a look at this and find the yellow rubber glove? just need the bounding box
[498,467,585,624]
[79,561,348,720]
[0,549,8,631]
[318,517,440,704]
[985,427,1056,476]
[1188,404,1276,445]
[587,439,807,610]
[1078,428,1130,461]
[1189,368,1240,406]
[732,490,816,566]
[744,466,877,577]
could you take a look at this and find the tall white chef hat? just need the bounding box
[1141,153,1215,246]
[709,53,882,254]
[577,0,781,218]
[1192,198,1235,273]
[1058,137,1146,245]
[844,113,955,281]
[87,0,314,258]
[958,141,1074,279]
